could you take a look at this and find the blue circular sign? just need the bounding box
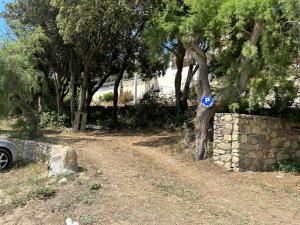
[201,96,214,108]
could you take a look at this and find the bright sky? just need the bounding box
[0,0,13,39]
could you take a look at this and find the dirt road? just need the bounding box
[1,131,300,225]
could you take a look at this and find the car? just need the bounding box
[0,140,17,171]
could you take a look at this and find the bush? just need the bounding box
[119,91,133,104]
[11,116,41,139]
[39,111,69,128]
[277,160,300,173]
[128,91,182,128]
[102,92,114,102]
[34,187,56,200]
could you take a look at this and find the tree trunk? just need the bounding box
[69,58,77,126]
[54,74,64,117]
[174,42,186,114]
[78,66,90,113]
[113,64,127,126]
[183,38,214,160]
[181,62,199,113]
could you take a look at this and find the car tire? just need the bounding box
[0,148,12,171]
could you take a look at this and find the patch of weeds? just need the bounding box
[34,187,56,200]
[27,177,48,186]
[277,160,300,174]
[282,186,293,193]
[57,199,76,212]
[256,181,273,192]
[0,205,12,216]
[8,187,21,196]
[80,215,95,225]
[88,182,101,191]
[64,174,77,182]
[155,180,200,202]
[76,192,94,206]
[11,195,28,207]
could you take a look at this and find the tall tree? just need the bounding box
[153,0,300,159]
[0,28,46,137]
[4,0,78,119]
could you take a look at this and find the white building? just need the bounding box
[92,60,194,105]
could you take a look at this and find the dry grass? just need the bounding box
[0,130,299,225]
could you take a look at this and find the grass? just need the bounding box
[76,192,94,206]
[11,195,28,207]
[33,187,56,200]
[88,182,101,191]
[80,215,95,225]
[155,179,200,203]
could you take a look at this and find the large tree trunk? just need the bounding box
[183,36,214,160]
[174,42,186,114]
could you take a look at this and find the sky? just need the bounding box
[0,0,13,40]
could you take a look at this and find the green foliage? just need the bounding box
[0,27,47,138]
[80,215,95,225]
[277,160,300,174]
[11,117,42,139]
[88,182,101,191]
[34,187,56,200]
[39,111,69,128]
[101,92,114,102]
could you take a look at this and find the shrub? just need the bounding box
[88,182,101,191]
[277,160,300,173]
[34,187,56,200]
[39,111,69,128]
[102,92,114,102]
[11,116,41,139]
[119,91,133,104]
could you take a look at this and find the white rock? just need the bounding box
[58,177,68,184]
[66,218,79,225]
[48,146,79,177]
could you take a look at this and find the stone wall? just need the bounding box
[213,113,300,171]
[0,134,62,163]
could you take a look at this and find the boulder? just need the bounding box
[48,146,79,177]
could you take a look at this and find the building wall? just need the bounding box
[213,113,300,171]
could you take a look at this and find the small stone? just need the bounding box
[224,135,232,141]
[248,152,257,159]
[240,135,247,144]
[232,156,239,163]
[252,126,261,134]
[284,141,291,148]
[58,178,68,185]
[223,115,232,122]
[251,137,258,145]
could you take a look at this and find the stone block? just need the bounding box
[223,115,233,122]
[248,152,257,159]
[252,126,261,134]
[224,135,232,141]
[232,156,239,163]
[218,143,231,151]
[240,135,248,144]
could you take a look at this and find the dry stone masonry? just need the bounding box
[213,113,300,171]
[0,135,78,176]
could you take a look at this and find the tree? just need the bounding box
[4,0,78,121]
[153,0,300,159]
[0,28,46,137]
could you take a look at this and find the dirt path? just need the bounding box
[1,131,300,225]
